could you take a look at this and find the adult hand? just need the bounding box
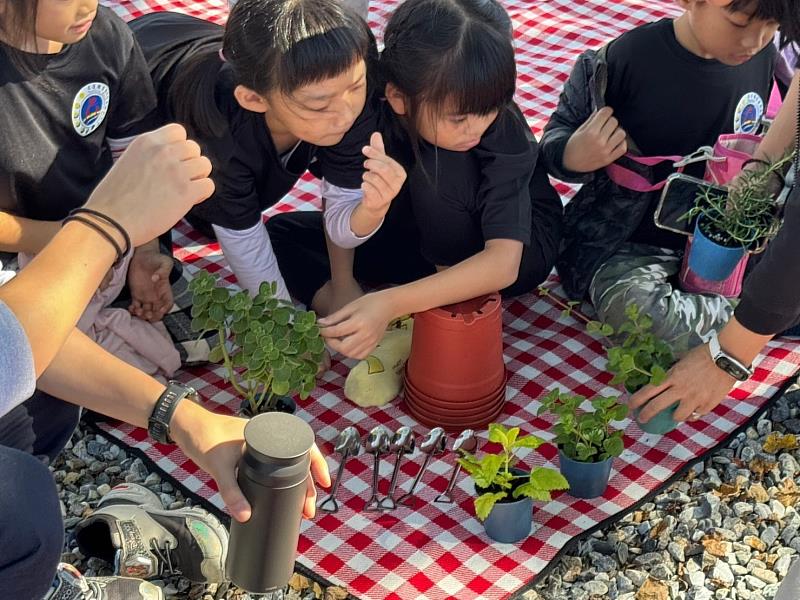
[629,343,736,423]
[360,132,406,220]
[84,124,214,247]
[318,291,396,359]
[562,107,628,173]
[127,247,174,321]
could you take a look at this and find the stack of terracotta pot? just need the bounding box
[403,294,507,431]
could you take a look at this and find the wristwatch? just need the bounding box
[148,381,198,444]
[708,330,753,382]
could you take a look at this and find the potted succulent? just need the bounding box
[457,423,569,543]
[590,304,676,434]
[682,152,793,281]
[537,389,628,498]
[189,270,325,416]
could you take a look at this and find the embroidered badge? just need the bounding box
[733,92,764,134]
[72,82,110,137]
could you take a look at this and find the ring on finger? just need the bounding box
[688,410,702,421]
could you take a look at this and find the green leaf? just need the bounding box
[209,304,225,323]
[513,483,558,502]
[601,324,614,337]
[529,467,570,492]
[207,344,225,364]
[487,423,509,448]
[650,365,667,387]
[474,492,506,521]
[212,287,229,303]
[272,379,290,396]
[274,308,291,326]
[513,435,544,450]
[472,454,503,489]
[603,436,624,458]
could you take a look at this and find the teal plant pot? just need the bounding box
[558,449,613,499]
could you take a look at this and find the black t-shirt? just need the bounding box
[605,18,775,249]
[380,101,559,266]
[130,12,366,231]
[0,6,157,220]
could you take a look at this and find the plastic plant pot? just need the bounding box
[475,469,533,544]
[687,219,747,282]
[558,448,613,499]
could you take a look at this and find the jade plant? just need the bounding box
[682,151,794,249]
[537,389,628,463]
[189,270,325,415]
[457,423,569,520]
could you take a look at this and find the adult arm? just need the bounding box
[37,328,330,522]
[0,124,214,376]
[754,71,799,161]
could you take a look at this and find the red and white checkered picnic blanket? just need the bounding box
[98,2,800,599]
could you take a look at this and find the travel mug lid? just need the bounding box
[244,412,315,464]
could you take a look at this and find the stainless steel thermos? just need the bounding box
[225,412,315,593]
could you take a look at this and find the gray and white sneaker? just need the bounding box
[74,484,229,583]
[44,563,163,600]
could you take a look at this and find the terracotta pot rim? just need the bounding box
[417,293,502,323]
[404,371,507,407]
[405,386,505,418]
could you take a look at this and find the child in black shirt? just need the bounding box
[130,0,405,304]
[268,0,563,360]
[0,2,177,320]
[541,0,787,354]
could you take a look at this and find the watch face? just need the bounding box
[716,355,749,381]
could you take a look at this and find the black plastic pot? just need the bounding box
[240,395,297,417]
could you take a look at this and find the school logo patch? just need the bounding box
[733,92,764,134]
[72,82,110,137]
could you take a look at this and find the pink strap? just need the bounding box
[766,80,782,120]
[605,153,684,193]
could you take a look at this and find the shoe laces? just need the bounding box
[149,538,181,577]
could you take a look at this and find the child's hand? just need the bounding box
[318,291,395,359]
[313,278,365,316]
[127,247,173,322]
[562,107,628,173]
[361,132,406,219]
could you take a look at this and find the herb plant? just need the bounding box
[537,389,628,462]
[682,152,794,248]
[457,423,569,521]
[189,270,325,415]
[589,304,674,393]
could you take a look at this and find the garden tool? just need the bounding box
[318,427,362,513]
[435,429,478,504]
[396,427,446,507]
[378,426,416,511]
[363,425,391,512]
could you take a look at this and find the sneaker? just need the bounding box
[74,484,228,583]
[44,563,163,600]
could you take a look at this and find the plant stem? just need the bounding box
[218,327,249,399]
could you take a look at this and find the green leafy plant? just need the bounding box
[682,151,794,249]
[537,389,628,462]
[188,270,325,415]
[590,304,674,394]
[457,423,569,521]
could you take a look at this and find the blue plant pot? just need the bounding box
[482,496,533,543]
[558,449,613,499]
[687,220,746,282]
[634,402,678,435]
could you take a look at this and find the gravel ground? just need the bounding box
[55,391,800,600]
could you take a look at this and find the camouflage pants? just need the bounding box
[588,243,736,356]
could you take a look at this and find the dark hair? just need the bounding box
[380,0,516,148]
[727,0,800,47]
[0,0,47,75]
[171,0,375,139]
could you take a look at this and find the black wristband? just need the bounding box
[67,207,132,260]
[62,214,125,266]
[148,381,197,444]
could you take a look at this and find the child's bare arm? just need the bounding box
[0,211,59,254]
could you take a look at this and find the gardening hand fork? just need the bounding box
[396,427,446,508]
[378,426,416,511]
[363,425,390,512]
[434,429,477,504]
[318,427,361,514]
